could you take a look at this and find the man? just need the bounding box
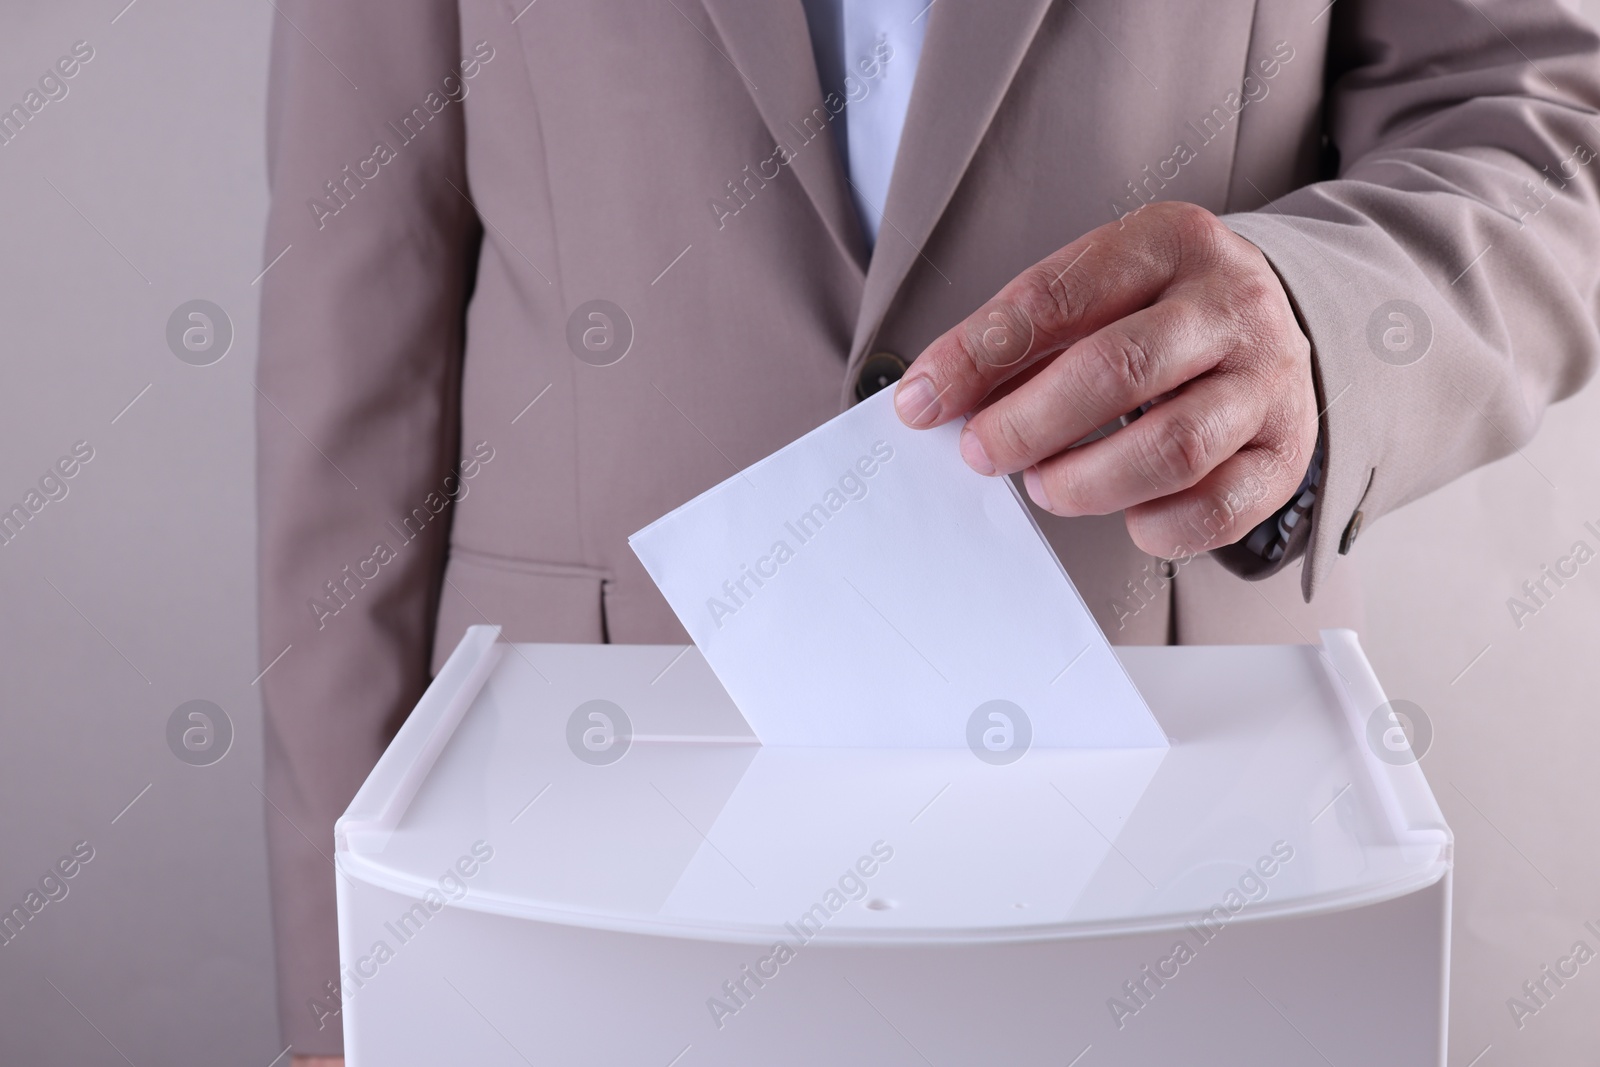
[257,0,1600,1059]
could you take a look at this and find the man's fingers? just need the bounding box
[1021,377,1265,517]
[959,298,1229,476]
[893,207,1195,428]
[1121,442,1311,558]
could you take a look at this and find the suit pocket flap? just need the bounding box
[432,549,609,673]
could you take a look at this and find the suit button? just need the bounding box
[1338,509,1363,555]
[855,351,907,401]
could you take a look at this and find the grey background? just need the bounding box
[0,1,1596,1064]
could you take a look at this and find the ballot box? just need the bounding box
[335,625,1451,1065]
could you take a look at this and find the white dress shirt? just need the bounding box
[801,0,929,251]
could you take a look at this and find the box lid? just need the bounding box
[336,627,1450,946]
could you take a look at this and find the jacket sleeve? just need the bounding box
[1222,0,1600,601]
[254,0,478,1048]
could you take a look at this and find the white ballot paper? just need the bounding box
[629,388,1167,750]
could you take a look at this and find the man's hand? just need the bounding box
[892,201,1318,560]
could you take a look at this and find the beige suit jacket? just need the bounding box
[256,0,1600,1051]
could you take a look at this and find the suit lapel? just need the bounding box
[850,0,1055,361]
[695,0,1055,367]
[697,0,868,277]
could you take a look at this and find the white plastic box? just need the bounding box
[335,626,1451,1065]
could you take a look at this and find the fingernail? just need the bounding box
[959,427,995,475]
[894,375,941,427]
[1023,466,1050,510]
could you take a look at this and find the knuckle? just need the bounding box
[1223,275,1273,325]
[1208,279,1296,376]
[1143,413,1214,485]
[1019,259,1085,335]
[1223,255,1293,336]
[1276,318,1313,374]
[1195,296,1251,355]
[1066,333,1153,416]
[960,298,1037,371]
[1240,265,1279,306]
[1106,334,1157,397]
[1164,202,1231,271]
[1260,417,1316,486]
[987,407,1041,466]
[1258,432,1302,484]
[949,318,997,380]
